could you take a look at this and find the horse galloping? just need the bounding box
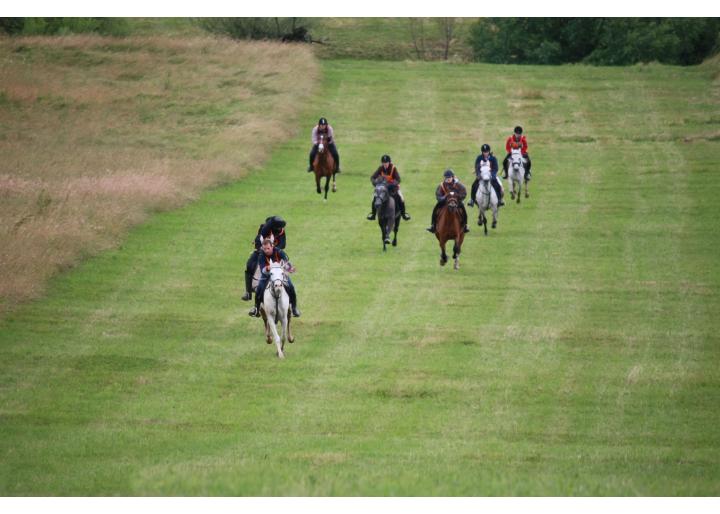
[509,147,529,202]
[373,180,401,252]
[476,163,499,236]
[436,194,465,270]
[313,134,337,201]
[259,263,294,359]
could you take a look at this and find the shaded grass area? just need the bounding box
[0,59,719,495]
[0,36,319,313]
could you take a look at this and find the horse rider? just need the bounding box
[248,238,301,318]
[241,215,287,302]
[366,154,411,221]
[426,169,470,234]
[502,125,532,180]
[307,117,341,174]
[469,143,505,208]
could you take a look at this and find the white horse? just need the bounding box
[509,147,529,203]
[259,262,294,359]
[475,162,499,236]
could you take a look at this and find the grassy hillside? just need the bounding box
[0,57,718,495]
[0,36,318,314]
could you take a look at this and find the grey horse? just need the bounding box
[373,180,401,252]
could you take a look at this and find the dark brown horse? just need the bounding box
[313,134,337,200]
[435,195,465,269]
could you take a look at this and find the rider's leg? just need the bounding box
[396,191,411,220]
[367,197,377,220]
[308,145,318,172]
[286,279,300,317]
[502,153,510,178]
[250,276,267,317]
[242,251,257,301]
[492,176,505,206]
[524,153,532,179]
[469,178,479,206]
[461,204,470,233]
[329,143,340,172]
[426,202,441,232]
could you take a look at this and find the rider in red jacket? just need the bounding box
[502,126,532,180]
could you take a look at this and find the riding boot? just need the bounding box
[461,206,470,233]
[502,155,509,179]
[367,200,376,220]
[426,206,439,233]
[399,197,411,220]
[493,180,505,206]
[249,288,262,317]
[468,178,479,207]
[287,286,301,317]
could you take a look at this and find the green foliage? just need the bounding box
[197,17,313,41]
[470,18,720,66]
[0,17,130,37]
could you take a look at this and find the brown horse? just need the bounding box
[435,196,465,270]
[313,134,337,200]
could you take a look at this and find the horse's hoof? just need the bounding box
[440,259,447,266]
[266,338,272,344]
[288,337,295,344]
[454,262,459,270]
[492,221,497,229]
[392,239,397,247]
[384,238,391,245]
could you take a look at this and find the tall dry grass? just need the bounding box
[0,35,319,314]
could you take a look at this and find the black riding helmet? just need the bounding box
[443,169,455,178]
[266,215,286,228]
[381,154,392,163]
[514,126,523,135]
[481,144,491,152]
[319,117,328,125]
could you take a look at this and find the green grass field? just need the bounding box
[1,57,719,495]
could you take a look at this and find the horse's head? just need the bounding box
[318,134,326,153]
[268,263,285,296]
[374,181,388,209]
[510,148,524,171]
[446,194,459,211]
[479,162,492,181]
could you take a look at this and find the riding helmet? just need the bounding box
[318,117,328,125]
[443,169,455,178]
[271,215,286,228]
[481,144,491,152]
[514,126,523,134]
[381,154,392,163]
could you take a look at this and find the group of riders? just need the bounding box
[244,119,533,318]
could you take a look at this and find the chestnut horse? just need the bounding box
[435,195,465,270]
[313,134,337,201]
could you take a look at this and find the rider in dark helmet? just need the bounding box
[366,154,411,221]
[307,117,341,173]
[426,169,469,234]
[241,215,287,302]
[248,238,300,318]
[502,125,532,180]
[469,143,505,208]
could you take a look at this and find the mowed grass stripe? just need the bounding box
[1,60,719,495]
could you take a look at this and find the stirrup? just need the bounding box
[426,226,435,233]
[248,307,260,317]
[292,307,301,317]
[241,292,252,301]
[463,226,470,233]
[402,213,411,221]
[366,213,376,220]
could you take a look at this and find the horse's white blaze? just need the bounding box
[318,143,324,151]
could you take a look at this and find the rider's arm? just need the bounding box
[327,126,335,143]
[393,167,401,184]
[311,126,319,145]
[491,156,498,173]
[521,136,528,154]
[505,137,512,153]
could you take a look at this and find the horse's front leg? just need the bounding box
[453,242,460,270]
[324,175,330,200]
[268,317,284,359]
[332,172,337,193]
[287,308,294,343]
[525,178,529,198]
[392,217,399,247]
[315,173,321,195]
[439,240,448,266]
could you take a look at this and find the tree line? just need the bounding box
[469,18,720,66]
